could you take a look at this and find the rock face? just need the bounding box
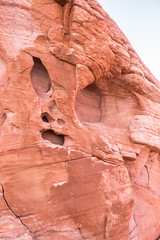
[0,0,160,239]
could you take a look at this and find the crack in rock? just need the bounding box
[144,165,150,186]
[129,213,138,238]
[0,184,35,240]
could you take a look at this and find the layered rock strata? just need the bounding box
[0,0,160,239]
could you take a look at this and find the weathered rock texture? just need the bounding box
[0,0,160,239]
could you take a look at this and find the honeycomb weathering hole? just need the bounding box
[41,113,50,123]
[75,83,101,123]
[42,116,49,122]
[31,57,52,99]
[42,130,64,145]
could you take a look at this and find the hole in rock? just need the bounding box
[75,83,101,123]
[42,116,49,122]
[55,0,68,6]
[30,57,52,99]
[42,130,64,145]
[41,113,49,123]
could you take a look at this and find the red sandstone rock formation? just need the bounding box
[0,0,160,239]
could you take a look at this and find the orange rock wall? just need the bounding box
[0,0,160,239]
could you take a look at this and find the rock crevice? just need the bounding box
[0,184,34,239]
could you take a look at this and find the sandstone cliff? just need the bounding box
[0,0,160,239]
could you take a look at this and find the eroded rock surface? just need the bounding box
[0,0,160,239]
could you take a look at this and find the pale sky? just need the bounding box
[98,0,160,80]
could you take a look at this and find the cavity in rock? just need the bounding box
[41,113,49,123]
[55,0,68,6]
[75,83,101,123]
[31,57,52,99]
[42,130,64,145]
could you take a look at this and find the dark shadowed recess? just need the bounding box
[54,0,68,6]
[42,115,49,123]
[41,113,50,123]
[42,129,64,146]
[75,83,101,123]
[155,235,160,240]
[30,57,52,99]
